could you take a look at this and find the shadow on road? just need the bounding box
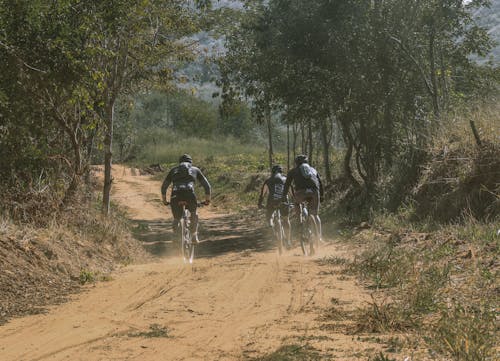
[131,212,275,259]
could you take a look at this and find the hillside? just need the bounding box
[474,0,500,63]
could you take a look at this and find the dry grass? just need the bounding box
[414,103,500,222]
[339,218,499,359]
[249,344,322,361]
[0,195,146,324]
[427,305,497,361]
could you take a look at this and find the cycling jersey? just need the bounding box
[261,173,286,202]
[259,173,289,218]
[161,162,211,233]
[161,162,211,197]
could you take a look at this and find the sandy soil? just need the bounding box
[0,165,389,360]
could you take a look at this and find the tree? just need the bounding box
[0,0,211,215]
[221,0,494,200]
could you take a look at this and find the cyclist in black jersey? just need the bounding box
[161,154,211,243]
[258,165,292,246]
[283,155,324,241]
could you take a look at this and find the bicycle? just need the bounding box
[270,206,287,255]
[166,200,204,264]
[297,201,319,256]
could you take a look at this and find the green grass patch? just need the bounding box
[79,269,113,285]
[128,324,170,338]
[131,128,267,165]
[250,344,322,361]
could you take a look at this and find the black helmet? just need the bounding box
[179,154,192,163]
[295,154,308,165]
[272,164,283,174]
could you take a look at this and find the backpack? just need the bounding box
[299,163,316,180]
[178,162,193,178]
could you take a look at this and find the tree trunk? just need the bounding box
[308,122,313,165]
[266,110,273,170]
[339,117,360,188]
[321,119,332,183]
[287,123,290,170]
[84,126,97,187]
[62,126,83,206]
[102,102,114,215]
[292,123,297,161]
[469,120,482,147]
[301,123,306,154]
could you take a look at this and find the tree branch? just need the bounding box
[0,40,48,73]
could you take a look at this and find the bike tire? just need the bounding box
[300,220,312,256]
[180,217,195,264]
[275,219,284,255]
[310,215,320,256]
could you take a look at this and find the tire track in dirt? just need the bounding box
[0,165,385,360]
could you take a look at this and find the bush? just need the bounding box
[414,141,500,222]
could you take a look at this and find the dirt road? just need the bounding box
[0,166,382,360]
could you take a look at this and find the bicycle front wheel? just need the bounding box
[300,219,312,256]
[180,218,195,264]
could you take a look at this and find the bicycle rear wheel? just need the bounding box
[274,219,285,255]
[180,217,195,264]
[300,219,312,256]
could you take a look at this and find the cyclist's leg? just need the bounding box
[186,191,199,241]
[294,190,306,219]
[170,192,183,232]
[266,205,274,227]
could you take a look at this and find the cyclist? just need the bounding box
[161,154,211,243]
[258,165,292,247]
[283,154,324,241]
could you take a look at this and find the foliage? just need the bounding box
[112,90,261,162]
[0,0,210,215]
[79,269,96,285]
[221,0,498,216]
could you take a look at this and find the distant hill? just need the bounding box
[474,0,500,64]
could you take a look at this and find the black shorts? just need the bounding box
[266,199,289,219]
[170,190,197,220]
[294,189,319,215]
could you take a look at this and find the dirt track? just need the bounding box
[0,166,382,360]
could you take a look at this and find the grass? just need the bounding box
[334,211,499,359]
[427,305,497,361]
[131,128,268,165]
[128,324,170,338]
[79,269,114,285]
[354,297,414,334]
[249,344,322,361]
[368,353,397,361]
